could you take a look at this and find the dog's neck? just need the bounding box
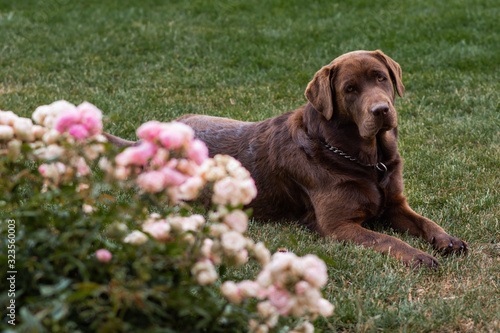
[303,105,398,166]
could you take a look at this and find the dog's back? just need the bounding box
[179,112,316,223]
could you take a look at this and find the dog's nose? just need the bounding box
[371,103,390,117]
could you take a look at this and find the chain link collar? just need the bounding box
[322,142,388,174]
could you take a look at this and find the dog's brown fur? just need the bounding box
[105,50,467,268]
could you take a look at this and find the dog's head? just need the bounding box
[305,50,405,139]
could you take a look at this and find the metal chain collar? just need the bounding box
[323,142,388,173]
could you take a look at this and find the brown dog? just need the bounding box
[106,50,467,268]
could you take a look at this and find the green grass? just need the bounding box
[1,0,499,331]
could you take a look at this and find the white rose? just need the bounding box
[257,301,279,327]
[182,214,206,232]
[235,249,249,265]
[32,105,50,125]
[98,157,112,172]
[13,117,34,141]
[191,260,218,285]
[7,139,22,156]
[220,281,242,304]
[82,204,95,213]
[213,177,238,206]
[0,125,14,140]
[237,280,261,298]
[201,238,214,258]
[167,216,184,233]
[84,143,105,160]
[254,242,271,266]
[33,100,76,128]
[297,254,328,288]
[268,252,296,275]
[32,125,46,139]
[178,176,205,201]
[256,268,273,288]
[142,221,171,242]
[34,144,65,160]
[209,224,229,237]
[317,298,334,317]
[223,210,248,233]
[123,230,149,245]
[290,321,315,333]
[42,129,61,144]
[0,110,19,126]
[221,231,246,253]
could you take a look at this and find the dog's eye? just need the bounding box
[377,75,386,82]
[346,86,354,93]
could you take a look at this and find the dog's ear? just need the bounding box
[305,64,336,121]
[373,50,405,97]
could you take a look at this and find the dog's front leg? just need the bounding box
[324,221,439,268]
[383,199,468,256]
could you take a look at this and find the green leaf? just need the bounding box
[50,301,69,321]
[19,307,46,333]
[39,278,72,297]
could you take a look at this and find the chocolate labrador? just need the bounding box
[105,50,467,268]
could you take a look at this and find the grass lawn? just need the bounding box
[1,0,499,331]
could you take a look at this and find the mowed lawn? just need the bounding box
[1,0,499,331]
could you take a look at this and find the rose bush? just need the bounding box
[0,101,334,332]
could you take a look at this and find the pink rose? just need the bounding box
[151,148,169,168]
[95,249,112,263]
[77,102,102,135]
[137,121,163,142]
[116,142,157,166]
[55,109,80,133]
[76,157,90,177]
[137,170,167,193]
[38,164,48,176]
[68,124,90,140]
[186,139,209,165]
[54,101,103,139]
[158,122,194,150]
[268,287,294,316]
[160,166,187,186]
[159,128,185,150]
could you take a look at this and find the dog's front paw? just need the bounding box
[408,252,439,269]
[431,233,468,256]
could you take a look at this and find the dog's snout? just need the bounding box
[371,103,390,117]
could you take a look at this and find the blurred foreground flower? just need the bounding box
[0,101,333,332]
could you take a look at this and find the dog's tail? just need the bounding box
[103,132,141,148]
